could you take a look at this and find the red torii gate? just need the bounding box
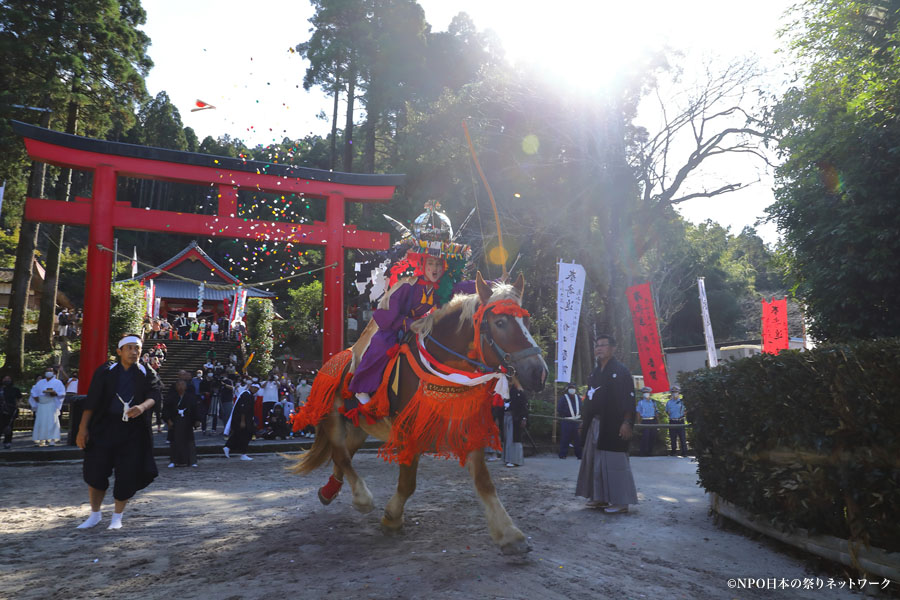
[12,121,400,393]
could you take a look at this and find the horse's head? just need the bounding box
[474,272,549,392]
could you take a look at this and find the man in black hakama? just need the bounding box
[223,381,257,461]
[164,379,199,468]
[76,334,160,530]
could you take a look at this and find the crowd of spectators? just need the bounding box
[159,361,315,465]
[142,313,246,342]
[55,308,83,340]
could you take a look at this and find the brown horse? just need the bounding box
[287,273,548,555]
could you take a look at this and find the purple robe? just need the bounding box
[349,278,477,395]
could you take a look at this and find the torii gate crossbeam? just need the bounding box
[12,121,401,393]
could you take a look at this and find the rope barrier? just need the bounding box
[528,413,692,428]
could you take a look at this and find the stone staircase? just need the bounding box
[155,338,242,392]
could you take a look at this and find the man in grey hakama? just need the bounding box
[575,334,638,513]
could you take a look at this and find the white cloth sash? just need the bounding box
[564,393,580,420]
[415,337,509,399]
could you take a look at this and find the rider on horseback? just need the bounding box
[346,202,474,416]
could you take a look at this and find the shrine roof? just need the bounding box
[134,241,234,281]
[11,120,405,188]
[133,241,274,298]
[152,280,273,300]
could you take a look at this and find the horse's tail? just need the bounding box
[285,426,333,475]
[284,349,354,476]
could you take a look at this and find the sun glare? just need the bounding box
[495,1,648,94]
[482,0,764,97]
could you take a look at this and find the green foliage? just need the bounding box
[0,0,153,225]
[642,219,783,347]
[245,298,274,375]
[108,281,144,354]
[273,280,323,360]
[0,227,18,267]
[57,246,89,306]
[682,339,900,552]
[136,91,188,150]
[767,0,900,341]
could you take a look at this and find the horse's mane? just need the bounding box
[411,282,521,338]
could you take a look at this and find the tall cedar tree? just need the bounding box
[0,0,152,374]
[297,0,368,172]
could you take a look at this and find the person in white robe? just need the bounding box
[30,371,65,446]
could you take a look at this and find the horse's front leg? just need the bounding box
[381,455,419,534]
[465,448,530,555]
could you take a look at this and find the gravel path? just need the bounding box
[0,452,858,599]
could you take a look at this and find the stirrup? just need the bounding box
[318,474,343,505]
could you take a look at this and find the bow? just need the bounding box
[462,120,508,279]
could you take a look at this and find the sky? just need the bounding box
[141,0,789,244]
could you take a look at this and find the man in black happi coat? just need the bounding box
[76,334,160,530]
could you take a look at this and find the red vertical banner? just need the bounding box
[626,282,670,393]
[761,297,789,354]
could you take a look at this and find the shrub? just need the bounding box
[245,298,274,375]
[682,339,900,552]
[109,281,145,353]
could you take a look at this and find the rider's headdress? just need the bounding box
[405,201,471,264]
[355,201,472,305]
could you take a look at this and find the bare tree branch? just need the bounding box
[633,57,780,213]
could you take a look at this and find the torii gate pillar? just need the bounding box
[323,192,345,361]
[82,165,116,374]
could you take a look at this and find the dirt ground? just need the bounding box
[0,452,862,599]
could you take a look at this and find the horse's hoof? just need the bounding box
[500,537,532,555]
[381,514,404,535]
[317,489,335,505]
[352,500,375,514]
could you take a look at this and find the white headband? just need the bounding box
[118,335,142,349]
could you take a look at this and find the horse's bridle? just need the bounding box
[421,299,542,377]
[472,299,542,378]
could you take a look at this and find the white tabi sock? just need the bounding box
[107,512,124,530]
[355,392,371,405]
[76,511,102,529]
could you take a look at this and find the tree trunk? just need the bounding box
[330,75,341,172]
[362,92,378,174]
[3,113,51,377]
[342,62,356,173]
[603,97,639,372]
[36,96,79,349]
[394,103,408,167]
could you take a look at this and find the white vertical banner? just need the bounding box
[556,261,586,384]
[197,281,205,314]
[146,279,155,319]
[232,287,248,322]
[698,277,718,367]
[153,297,161,320]
[131,247,138,278]
[230,288,240,322]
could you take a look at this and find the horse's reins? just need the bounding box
[422,298,540,378]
